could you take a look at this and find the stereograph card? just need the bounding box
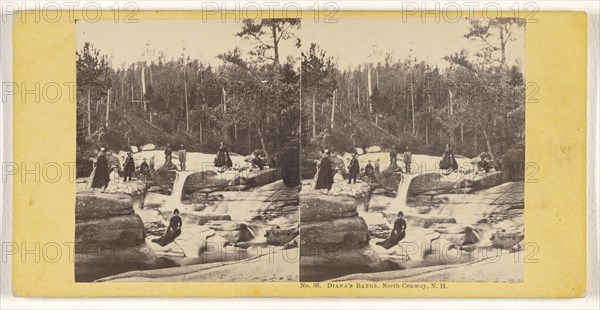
[6,9,588,298]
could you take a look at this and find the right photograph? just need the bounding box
[299,16,526,282]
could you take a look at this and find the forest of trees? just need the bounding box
[300,17,525,178]
[76,18,301,167]
[77,17,526,179]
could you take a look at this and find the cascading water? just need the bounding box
[165,170,197,206]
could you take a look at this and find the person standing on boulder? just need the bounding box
[364,160,375,178]
[164,144,173,165]
[347,153,360,184]
[376,211,407,249]
[123,152,135,182]
[403,147,412,174]
[91,148,110,191]
[314,150,334,194]
[178,144,187,171]
[140,157,149,181]
[389,147,398,171]
[214,141,232,172]
[440,144,458,173]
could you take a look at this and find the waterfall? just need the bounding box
[166,170,196,206]
[394,173,418,209]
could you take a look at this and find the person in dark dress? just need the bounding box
[440,144,458,171]
[91,148,110,191]
[214,141,233,171]
[152,208,183,247]
[376,211,407,249]
[347,153,360,184]
[314,150,334,194]
[123,152,135,182]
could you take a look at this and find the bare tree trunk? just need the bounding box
[410,82,415,134]
[105,88,110,129]
[425,121,429,146]
[474,128,478,154]
[312,92,316,138]
[199,115,203,143]
[272,24,279,64]
[234,122,238,141]
[460,123,464,142]
[330,89,336,129]
[87,89,91,136]
[183,67,189,132]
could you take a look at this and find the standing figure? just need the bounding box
[374,158,381,175]
[178,145,187,171]
[91,148,110,191]
[347,153,360,184]
[314,150,334,194]
[164,144,173,166]
[152,208,183,247]
[364,160,375,178]
[389,147,398,171]
[403,147,413,174]
[376,211,407,249]
[440,144,458,172]
[106,150,122,184]
[123,152,135,182]
[214,141,232,171]
[140,158,149,181]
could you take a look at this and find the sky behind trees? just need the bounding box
[76,19,300,68]
[301,17,525,70]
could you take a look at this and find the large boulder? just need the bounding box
[471,171,506,190]
[300,192,358,222]
[265,227,299,245]
[75,188,157,282]
[75,214,145,252]
[491,230,524,249]
[300,217,370,251]
[228,168,280,188]
[408,173,456,196]
[76,192,134,221]
[152,169,176,190]
[301,245,382,269]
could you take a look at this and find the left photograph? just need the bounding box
[74,18,301,282]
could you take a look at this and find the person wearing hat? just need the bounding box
[178,144,187,171]
[164,144,173,165]
[91,147,110,191]
[123,151,135,182]
[403,146,413,174]
[347,153,360,184]
[314,149,334,194]
[140,157,149,181]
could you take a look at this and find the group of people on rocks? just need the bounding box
[89,147,149,192]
